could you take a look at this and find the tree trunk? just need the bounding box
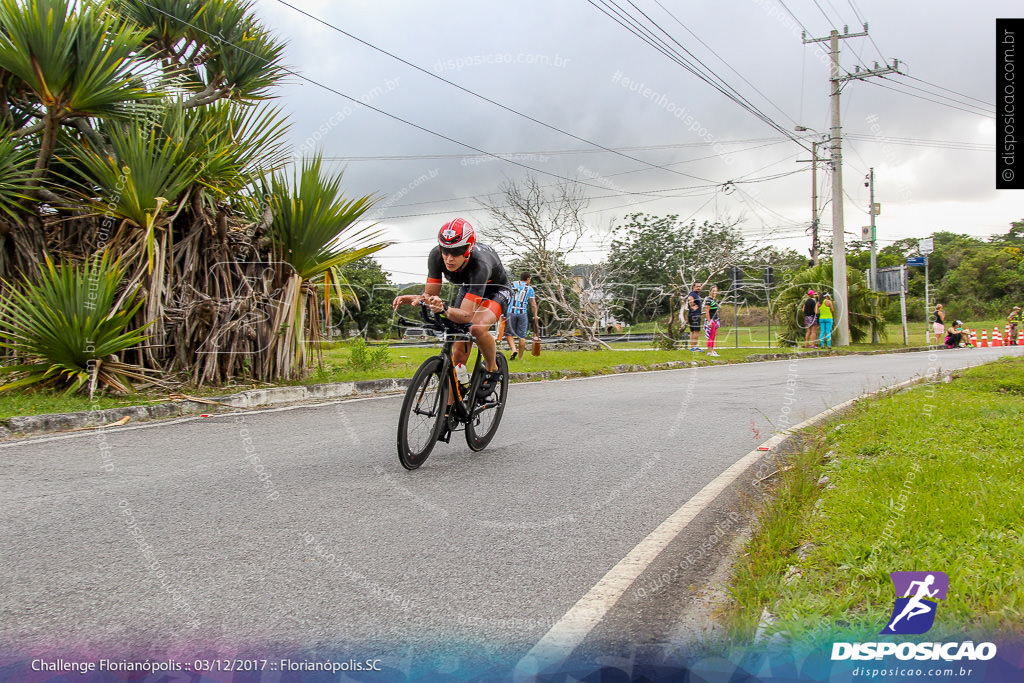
[29,110,61,191]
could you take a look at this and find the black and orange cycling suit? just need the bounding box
[426,243,512,318]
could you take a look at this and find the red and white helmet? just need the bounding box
[438,217,475,257]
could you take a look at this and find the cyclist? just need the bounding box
[392,218,511,389]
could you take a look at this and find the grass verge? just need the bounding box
[0,335,951,420]
[724,356,1024,647]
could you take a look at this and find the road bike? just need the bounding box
[396,304,510,470]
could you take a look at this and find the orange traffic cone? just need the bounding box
[980,330,988,347]
[993,328,1002,347]
[1018,329,1023,345]
[970,329,978,347]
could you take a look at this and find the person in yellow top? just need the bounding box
[816,293,834,348]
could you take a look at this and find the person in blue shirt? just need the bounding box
[507,272,540,360]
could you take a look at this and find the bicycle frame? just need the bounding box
[396,304,510,467]
[397,305,484,424]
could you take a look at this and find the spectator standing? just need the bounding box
[933,304,946,346]
[1008,306,1021,346]
[702,285,722,356]
[817,293,834,349]
[802,289,819,348]
[507,272,539,360]
[686,282,703,351]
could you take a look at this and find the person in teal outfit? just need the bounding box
[817,293,834,348]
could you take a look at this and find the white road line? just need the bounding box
[514,376,921,678]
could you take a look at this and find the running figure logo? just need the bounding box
[881,571,949,635]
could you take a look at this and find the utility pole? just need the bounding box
[867,167,877,343]
[795,130,826,265]
[803,24,900,346]
[811,140,820,265]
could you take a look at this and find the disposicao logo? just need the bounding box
[831,570,997,662]
[881,571,948,635]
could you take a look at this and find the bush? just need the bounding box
[346,338,391,371]
[0,253,153,396]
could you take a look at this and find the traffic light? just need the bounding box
[731,266,742,292]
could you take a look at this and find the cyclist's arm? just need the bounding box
[440,297,479,324]
[391,280,442,309]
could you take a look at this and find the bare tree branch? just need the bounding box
[479,173,612,346]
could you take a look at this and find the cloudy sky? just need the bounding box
[248,0,1013,282]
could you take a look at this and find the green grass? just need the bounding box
[0,391,167,419]
[0,329,1001,420]
[724,356,1024,647]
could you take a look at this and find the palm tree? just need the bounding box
[0,0,387,389]
[771,263,886,346]
[0,0,161,188]
[249,156,388,379]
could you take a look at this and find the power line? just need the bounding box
[846,0,888,66]
[272,0,716,184]
[649,0,801,129]
[845,134,994,152]
[374,138,796,213]
[905,75,993,108]
[586,0,813,152]
[133,0,707,197]
[317,136,791,162]
[868,78,995,118]
[840,0,994,111]
[887,77,995,113]
[373,167,810,222]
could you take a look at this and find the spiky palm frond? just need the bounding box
[63,116,200,230]
[255,156,386,280]
[0,0,160,117]
[163,99,291,195]
[0,134,34,219]
[0,252,153,396]
[246,156,387,378]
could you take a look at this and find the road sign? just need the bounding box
[862,225,871,240]
[919,237,934,254]
[877,265,907,294]
[872,202,881,215]
[906,256,926,266]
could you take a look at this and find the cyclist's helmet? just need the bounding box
[438,217,475,258]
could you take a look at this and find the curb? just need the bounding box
[0,348,937,442]
[744,344,936,362]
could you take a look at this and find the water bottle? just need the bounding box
[454,363,469,386]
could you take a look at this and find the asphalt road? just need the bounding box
[1,347,1020,678]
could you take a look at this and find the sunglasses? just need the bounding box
[440,246,467,257]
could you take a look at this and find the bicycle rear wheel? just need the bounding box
[465,353,509,452]
[397,356,448,469]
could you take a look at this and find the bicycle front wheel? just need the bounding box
[398,356,448,469]
[465,353,509,452]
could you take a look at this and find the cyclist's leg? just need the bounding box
[452,340,471,366]
[449,287,472,367]
[469,304,500,372]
